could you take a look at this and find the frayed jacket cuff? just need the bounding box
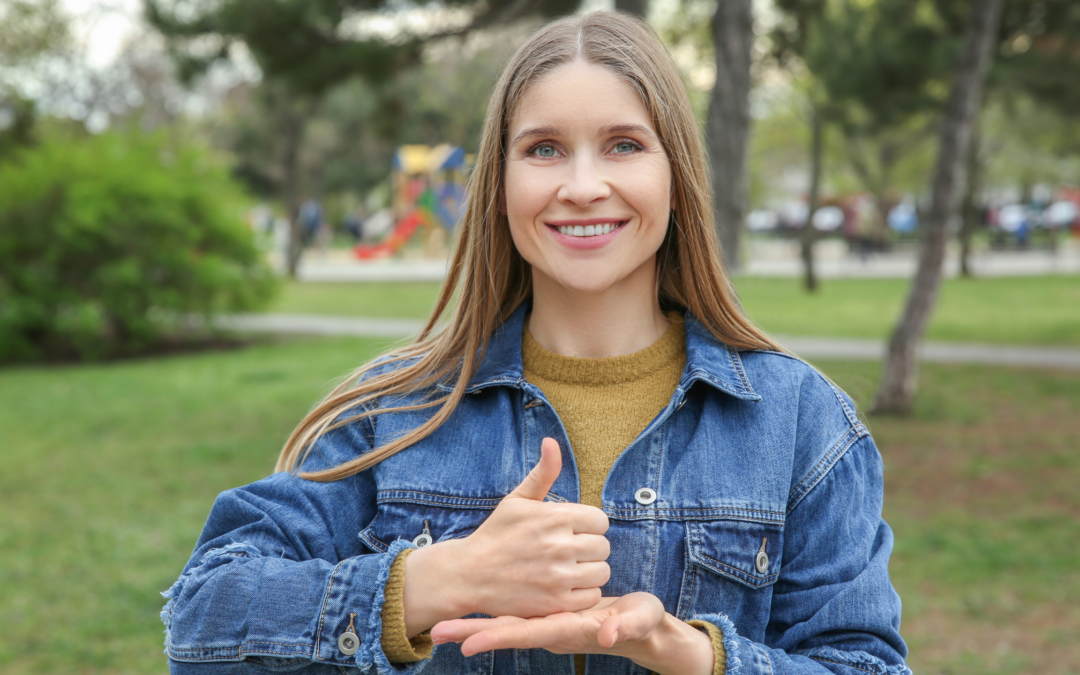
[688,613,913,675]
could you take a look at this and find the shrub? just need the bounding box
[0,129,277,362]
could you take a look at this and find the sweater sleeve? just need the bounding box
[687,620,728,675]
[380,548,435,663]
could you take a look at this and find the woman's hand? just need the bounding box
[429,593,715,675]
[402,437,611,635]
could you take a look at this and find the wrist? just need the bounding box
[631,613,714,675]
[402,538,473,636]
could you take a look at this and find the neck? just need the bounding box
[527,259,669,359]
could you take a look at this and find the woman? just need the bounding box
[162,12,909,675]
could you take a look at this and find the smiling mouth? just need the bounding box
[549,221,626,238]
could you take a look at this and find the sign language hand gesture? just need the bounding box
[429,593,715,675]
[403,438,611,634]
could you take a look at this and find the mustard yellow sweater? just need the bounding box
[378,314,725,674]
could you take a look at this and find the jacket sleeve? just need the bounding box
[161,404,427,675]
[690,432,911,675]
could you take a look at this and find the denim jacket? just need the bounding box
[162,305,910,675]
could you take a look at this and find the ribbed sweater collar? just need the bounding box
[522,314,686,387]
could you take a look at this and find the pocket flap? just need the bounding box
[358,499,492,553]
[686,519,783,589]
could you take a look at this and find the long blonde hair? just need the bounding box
[277,11,782,481]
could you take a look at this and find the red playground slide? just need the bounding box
[353,211,427,260]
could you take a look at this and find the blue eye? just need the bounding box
[533,144,558,158]
[614,141,639,154]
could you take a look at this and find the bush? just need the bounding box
[0,129,278,362]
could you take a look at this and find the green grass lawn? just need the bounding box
[2,337,1077,674]
[266,274,1080,346]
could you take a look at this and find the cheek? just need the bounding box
[504,166,548,218]
[623,165,672,220]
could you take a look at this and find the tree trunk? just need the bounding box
[282,109,305,279]
[614,0,648,18]
[706,0,753,272]
[959,129,982,277]
[871,0,1005,415]
[801,106,824,293]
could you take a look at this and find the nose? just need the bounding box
[557,154,611,207]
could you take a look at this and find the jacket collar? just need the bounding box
[441,303,761,401]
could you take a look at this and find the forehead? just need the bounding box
[508,60,655,136]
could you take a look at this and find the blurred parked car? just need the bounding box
[747,209,780,233]
[887,201,918,233]
[811,205,845,232]
[1045,200,1078,231]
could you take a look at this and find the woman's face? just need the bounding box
[503,60,673,297]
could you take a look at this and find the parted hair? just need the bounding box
[276,10,782,481]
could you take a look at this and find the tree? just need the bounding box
[146,0,579,275]
[803,0,953,239]
[0,0,68,71]
[206,33,522,217]
[0,0,70,157]
[707,0,754,271]
[615,0,649,17]
[871,0,1006,414]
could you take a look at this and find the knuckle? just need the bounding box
[595,509,610,533]
[598,562,612,586]
[580,587,602,609]
[598,537,611,558]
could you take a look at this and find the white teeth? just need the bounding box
[556,222,621,237]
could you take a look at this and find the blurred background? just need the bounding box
[1,0,1077,673]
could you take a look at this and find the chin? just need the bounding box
[553,272,623,296]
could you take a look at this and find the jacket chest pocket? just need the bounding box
[358,497,497,675]
[679,519,784,625]
[357,499,494,553]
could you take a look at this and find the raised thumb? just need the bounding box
[506,437,562,501]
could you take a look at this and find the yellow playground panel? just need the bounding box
[355,144,468,260]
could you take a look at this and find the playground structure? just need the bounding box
[354,144,467,260]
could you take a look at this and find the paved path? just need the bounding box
[222,313,1080,370]
[290,242,1080,282]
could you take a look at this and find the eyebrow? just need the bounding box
[510,123,658,146]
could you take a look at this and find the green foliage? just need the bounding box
[147,0,582,97]
[208,32,522,203]
[0,129,278,363]
[0,0,69,68]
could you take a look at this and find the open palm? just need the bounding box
[431,593,666,658]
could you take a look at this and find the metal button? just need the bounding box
[634,487,657,505]
[412,533,433,547]
[755,538,769,574]
[338,631,359,655]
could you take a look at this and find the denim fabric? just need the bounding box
[163,304,910,675]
